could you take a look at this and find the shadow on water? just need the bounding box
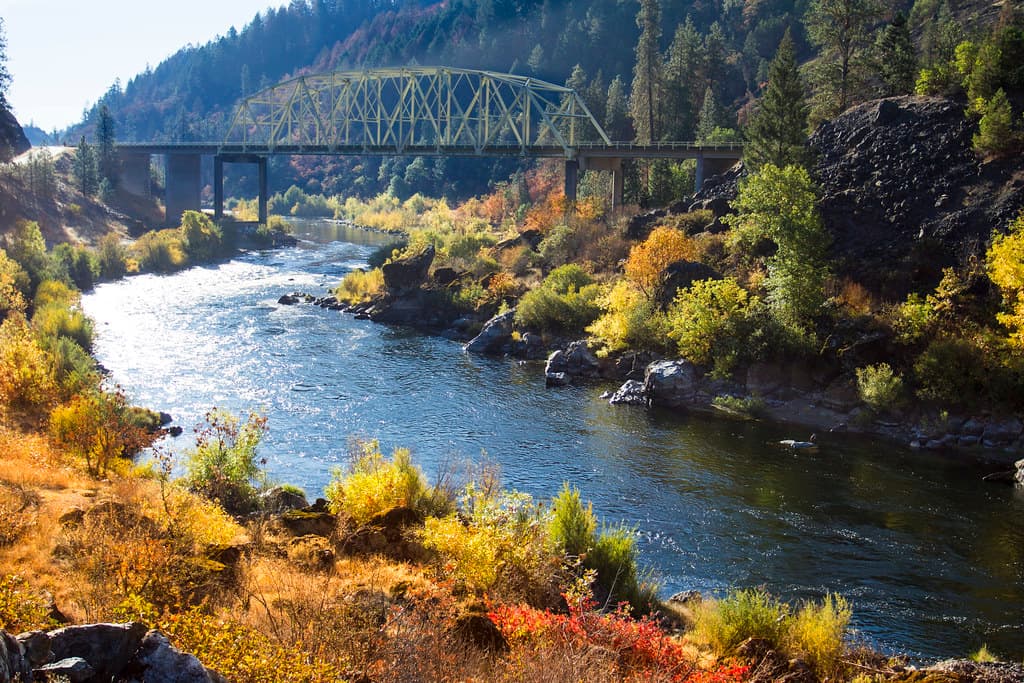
[82,219,1024,662]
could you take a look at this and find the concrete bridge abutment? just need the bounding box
[165,154,202,227]
[119,152,151,197]
[213,154,268,224]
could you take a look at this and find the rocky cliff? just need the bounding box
[695,95,1024,300]
[0,106,30,163]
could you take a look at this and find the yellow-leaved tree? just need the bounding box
[624,226,697,294]
[986,212,1024,348]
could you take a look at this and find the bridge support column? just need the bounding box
[214,156,224,220]
[564,160,578,204]
[165,154,202,227]
[119,152,151,197]
[695,153,705,193]
[258,156,268,224]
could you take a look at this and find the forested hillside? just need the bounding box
[61,0,983,200]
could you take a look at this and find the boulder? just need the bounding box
[15,632,49,668]
[609,380,648,406]
[464,310,515,355]
[125,630,223,683]
[925,659,1024,683]
[277,294,299,305]
[644,360,700,407]
[47,622,148,682]
[654,260,722,309]
[381,245,435,295]
[1017,458,1024,486]
[626,209,667,239]
[261,485,309,514]
[510,331,545,359]
[275,508,338,537]
[563,340,600,377]
[36,657,94,683]
[1,631,32,683]
[545,371,569,387]
[432,266,462,286]
[981,418,1023,445]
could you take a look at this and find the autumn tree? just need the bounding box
[805,0,883,124]
[987,212,1024,348]
[744,29,810,171]
[625,226,697,294]
[630,0,662,143]
[49,389,150,477]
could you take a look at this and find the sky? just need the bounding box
[0,0,281,132]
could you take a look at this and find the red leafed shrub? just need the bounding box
[489,598,749,683]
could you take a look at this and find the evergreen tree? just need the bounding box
[744,29,810,171]
[805,0,883,124]
[875,13,917,96]
[973,89,1021,156]
[695,87,726,143]
[0,17,9,109]
[73,137,99,196]
[662,17,705,140]
[630,0,662,143]
[96,105,118,187]
[702,21,728,91]
[605,76,633,141]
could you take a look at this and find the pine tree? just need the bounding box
[875,12,917,96]
[702,21,728,91]
[73,137,99,196]
[695,87,726,143]
[630,0,662,143]
[744,29,810,171]
[96,105,118,187]
[605,76,633,141]
[0,17,10,109]
[805,0,883,124]
[662,17,705,140]
[973,89,1021,156]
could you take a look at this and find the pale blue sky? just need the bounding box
[1,0,280,131]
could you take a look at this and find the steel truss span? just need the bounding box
[223,66,611,155]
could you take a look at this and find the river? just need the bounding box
[81,219,1024,661]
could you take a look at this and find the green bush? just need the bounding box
[856,363,905,413]
[549,483,596,557]
[97,233,128,280]
[787,594,851,678]
[711,394,767,418]
[132,229,188,273]
[52,243,99,291]
[667,278,764,377]
[31,302,94,352]
[587,280,670,356]
[367,242,407,269]
[587,524,655,614]
[691,588,788,654]
[180,211,224,262]
[324,440,450,524]
[183,409,268,515]
[514,264,602,334]
[913,337,988,407]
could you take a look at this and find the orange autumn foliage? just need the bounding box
[625,227,700,292]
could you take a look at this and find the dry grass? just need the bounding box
[0,427,86,490]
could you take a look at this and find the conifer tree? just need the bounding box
[662,17,704,140]
[0,17,9,109]
[744,29,810,171]
[96,105,118,187]
[695,87,726,143]
[605,76,632,141]
[73,137,99,196]
[805,0,883,124]
[630,0,662,143]
[875,12,917,96]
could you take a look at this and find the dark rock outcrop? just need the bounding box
[608,379,648,405]
[654,260,722,309]
[1,630,32,683]
[643,360,701,407]
[381,245,435,295]
[464,310,515,355]
[47,622,148,681]
[0,107,30,163]
[545,341,599,378]
[261,485,309,514]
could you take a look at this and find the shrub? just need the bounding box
[587,280,669,356]
[32,301,94,351]
[421,487,557,603]
[180,210,224,262]
[0,247,29,317]
[711,394,767,418]
[549,483,596,558]
[987,212,1024,348]
[0,575,54,632]
[889,293,938,344]
[0,314,57,414]
[973,89,1021,156]
[786,594,851,678]
[691,588,788,654]
[587,525,655,614]
[334,268,384,304]
[367,241,407,269]
[49,389,151,477]
[97,233,128,280]
[183,409,268,515]
[52,243,100,291]
[856,363,905,413]
[515,264,602,334]
[48,335,99,399]
[325,440,449,524]
[625,227,698,293]
[912,337,989,406]
[132,229,188,273]
[666,278,762,377]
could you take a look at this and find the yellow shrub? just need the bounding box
[587,280,668,356]
[785,594,851,678]
[0,574,54,631]
[334,268,384,304]
[987,212,1024,347]
[0,314,57,414]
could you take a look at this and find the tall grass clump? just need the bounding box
[549,483,596,557]
[325,440,451,524]
[334,268,385,304]
[786,594,851,677]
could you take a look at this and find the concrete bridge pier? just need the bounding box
[119,152,151,197]
[695,154,737,193]
[165,154,202,227]
[214,154,268,224]
[578,156,624,208]
[564,160,579,204]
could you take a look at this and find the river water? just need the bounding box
[81,219,1024,661]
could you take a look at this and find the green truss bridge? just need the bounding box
[116,67,743,225]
